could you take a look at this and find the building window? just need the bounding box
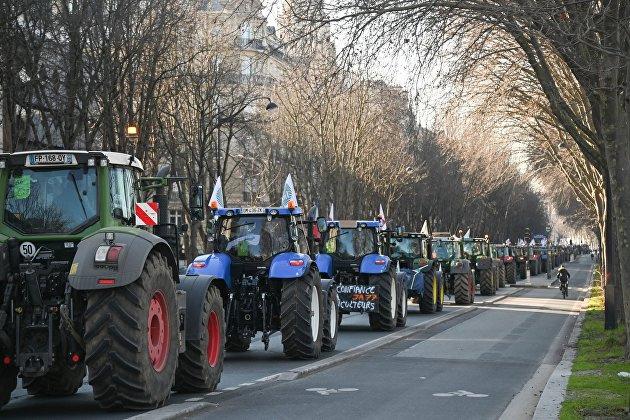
[241,22,252,42]
[170,209,183,226]
[241,56,252,77]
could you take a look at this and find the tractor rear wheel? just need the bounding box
[280,269,324,359]
[25,361,85,396]
[396,282,408,326]
[368,272,397,331]
[173,286,224,393]
[479,269,494,296]
[499,266,506,288]
[519,264,527,280]
[453,273,471,304]
[0,365,17,409]
[420,270,438,314]
[505,263,516,284]
[85,252,178,410]
[322,287,339,352]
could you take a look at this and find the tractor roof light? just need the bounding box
[209,200,219,210]
[226,210,234,217]
[287,199,296,210]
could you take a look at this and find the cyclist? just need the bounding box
[557,265,570,295]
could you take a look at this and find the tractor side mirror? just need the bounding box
[189,185,204,222]
[289,222,299,241]
[316,217,327,233]
[206,219,216,237]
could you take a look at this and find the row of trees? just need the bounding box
[289,0,629,354]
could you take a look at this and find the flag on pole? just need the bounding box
[530,239,536,246]
[208,177,224,209]
[463,229,471,239]
[328,203,335,220]
[377,204,387,230]
[420,220,429,236]
[281,174,298,209]
[505,238,511,245]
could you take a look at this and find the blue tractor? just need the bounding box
[186,176,337,359]
[386,225,445,314]
[316,219,407,331]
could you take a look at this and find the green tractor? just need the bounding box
[462,236,497,296]
[0,150,224,410]
[512,245,529,280]
[431,233,475,305]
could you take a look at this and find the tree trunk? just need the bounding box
[602,184,618,329]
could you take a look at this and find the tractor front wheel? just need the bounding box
[420,271,437,314]
[505,263,516,284]
[479,269,495,296]
[322,287,339,352]
[368,272,397,331]
[85,252,178,410]
[453,273,471,304]
[499,265,506,288]
[174,286,225,392]
[280,269,324,359]
[0,365,17,409]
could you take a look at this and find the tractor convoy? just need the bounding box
[0,149,584,412]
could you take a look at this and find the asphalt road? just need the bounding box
[0,257,589,419]
[183,257,590,420]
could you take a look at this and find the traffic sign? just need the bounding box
[135,202,159,226]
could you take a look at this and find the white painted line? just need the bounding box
[206,391,223,396]
[185,397,204,402]
[238,382,255,386]
[222,386,239,391]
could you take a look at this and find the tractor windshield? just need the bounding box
[389,237,424,259]
[217,216,290,262]
[463,241,484,258]
[324,227,375,259]
[495,246,509,257]
[4,167,98,234]
[433,240,461,260]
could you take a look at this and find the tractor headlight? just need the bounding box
[226,210,234,217]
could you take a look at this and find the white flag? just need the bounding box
[378,204,387,230]
[328,203,335,220]
[208,177,224,209]
[281,174,298,208]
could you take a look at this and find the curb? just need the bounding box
[532,264,593,419]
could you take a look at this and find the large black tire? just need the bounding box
[519,263,527,280]
[322,287,339,352]
[173,286,224,393]
[0,366,17,409]
[368,272,397,331]
[84,252,178,410]
[280,269,324,359]
[24,361,85,396]
[498,265,506,288]
[420,270,438,314]
[479,269,494,296]
[505,263,516,284]
[453,273,472,304]
[435,277,444,312]
[396,281,408,326]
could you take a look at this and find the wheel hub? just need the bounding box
[310,286,320,341]
[207,311,220,367]
[148,290,170,372]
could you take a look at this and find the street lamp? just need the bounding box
[125,123,139,140]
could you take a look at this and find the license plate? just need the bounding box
[27,153,76,166]
[240,207,265,214]
[336,284,379,312]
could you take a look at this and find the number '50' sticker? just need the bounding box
[19,242,36,259]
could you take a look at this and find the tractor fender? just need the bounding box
[359,254,390,274]
[450,259,471,274]
[316,254,333,278]
[476,257,493,271]
[186,253,233,289]
[68,228,177,290]
[177,274,227,340]
[269,252,312,279]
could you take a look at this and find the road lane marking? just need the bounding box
[306,387,359,396]
[433,390,489,398]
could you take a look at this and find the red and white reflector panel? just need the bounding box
[135,202,159,226]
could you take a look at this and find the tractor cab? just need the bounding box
[462,237,490,264]
[0,150,143,261]
[316,220,385,278]
[431,234,462,268]
[387,231,430,270]
[493,244,513,262]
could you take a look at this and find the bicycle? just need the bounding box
[560,281,568,299]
